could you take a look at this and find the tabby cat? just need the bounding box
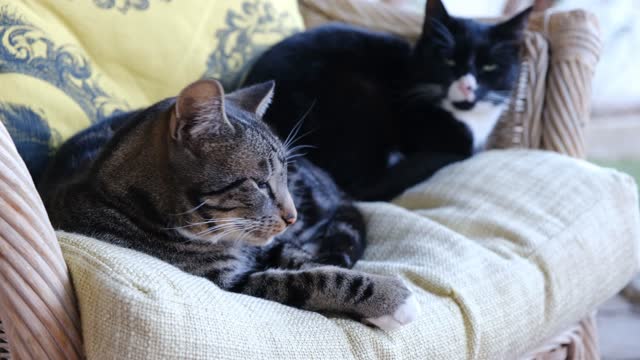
[244,0,532,201]
[39,79,420,330]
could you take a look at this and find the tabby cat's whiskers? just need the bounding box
[232,224,262,245]
[207,223,259,244]
[165,217,249,231]
[282,100,316,150]
[286,144,316,166]
[282,101,317,167]
[196,221,251,237]
[173,201,208,216]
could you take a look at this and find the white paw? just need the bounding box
[365,293,421,331]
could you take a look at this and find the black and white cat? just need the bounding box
[413,0,529,150]
[244,0,531,201]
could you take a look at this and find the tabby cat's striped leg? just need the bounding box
[311,203,366,269]
[277,205,366,269]
[233,266,421,330]
[259,240,315,270]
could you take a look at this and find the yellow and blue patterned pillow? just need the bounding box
[0,0,303,180]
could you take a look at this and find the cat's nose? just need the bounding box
[457,74,478,100]
[282,213,297,226]
[458,81,474,97]
[279,192,297,226]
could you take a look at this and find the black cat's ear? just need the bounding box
[172,79,233,142]
[225,80,275,119]
[426,0,449,20]
[422,0,452,38]
[491,6,533,41]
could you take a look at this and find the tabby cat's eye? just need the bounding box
[444,59,455,66]
[482,64,498,72]
[257,181,269,189]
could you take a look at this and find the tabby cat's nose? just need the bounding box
[282,213,297,226]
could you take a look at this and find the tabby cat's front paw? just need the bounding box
[364,293,421,331]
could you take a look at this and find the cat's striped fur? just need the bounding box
[39,80,420,330]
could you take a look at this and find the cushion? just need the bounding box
[58,150,640,359]
[0,1,303,180]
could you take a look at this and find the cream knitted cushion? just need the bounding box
[58,150,640,359]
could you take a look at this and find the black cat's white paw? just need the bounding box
[364,292,421,331]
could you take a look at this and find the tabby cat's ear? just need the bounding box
[423,0,451,36]
[171,79,233,142]
[491,6,533,41]
[225,80,275,119]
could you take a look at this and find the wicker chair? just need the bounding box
[0,2,602,359]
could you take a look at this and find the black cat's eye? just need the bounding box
[444,58,455,66]
[482,64,498,72]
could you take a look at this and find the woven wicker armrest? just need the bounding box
[0,122,84,359]
[492,9,601,158]
[528,10,601,158]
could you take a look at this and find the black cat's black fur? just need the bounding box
[244,0,531,201]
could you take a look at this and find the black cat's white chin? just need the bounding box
[441,99,507,151]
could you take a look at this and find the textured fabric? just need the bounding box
[59,150,640,359]
[0,0,303,180]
